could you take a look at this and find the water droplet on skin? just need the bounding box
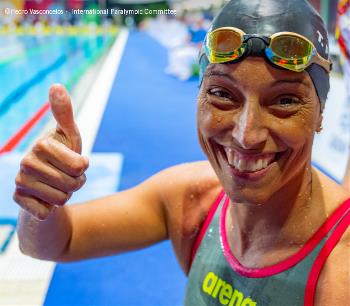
[190,194,194,200]
[215,116,222,123]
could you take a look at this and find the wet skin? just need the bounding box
[196,57,335,263]
[197,57,323,208]
[194,59,350,305]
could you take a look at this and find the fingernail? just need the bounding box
[50,84,65,101]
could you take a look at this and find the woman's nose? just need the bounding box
[231,101,268,150]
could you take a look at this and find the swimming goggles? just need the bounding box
[204,27,332,73]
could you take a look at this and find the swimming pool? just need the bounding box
[0,30,116,152]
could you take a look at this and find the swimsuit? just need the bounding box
[184,191,350,306]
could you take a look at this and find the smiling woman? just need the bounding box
[198,58,322,205]
[13,0,350,306]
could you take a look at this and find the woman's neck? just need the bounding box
[227,166,321,259]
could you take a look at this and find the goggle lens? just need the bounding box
[206,29,245,63]
[269,35,314,71]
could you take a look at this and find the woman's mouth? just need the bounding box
[223,147,282,180]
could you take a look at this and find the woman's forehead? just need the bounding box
[204,59,313,87]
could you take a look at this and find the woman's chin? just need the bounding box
[225,187,272,207]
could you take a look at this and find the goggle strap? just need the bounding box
[311,54,332,72]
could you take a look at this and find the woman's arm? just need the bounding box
[16,173,168,262]
[14,84,168,262]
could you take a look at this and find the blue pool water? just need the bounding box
[0,34,114,150]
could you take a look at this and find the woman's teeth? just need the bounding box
[225,148,275,172]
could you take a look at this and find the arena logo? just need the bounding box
[0,218,16,254]
[202,271,257,306]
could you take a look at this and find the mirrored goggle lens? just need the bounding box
[270,35,313,61]
[267,35,315,71]
[206,30,244,63]
[265,51,309,72]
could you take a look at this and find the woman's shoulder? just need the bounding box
[313,167,350,211]
[152,160,221,199]
[159,160,218,180]
[152,161,222,273]
[312,167,350,305]
[155,161,222,225]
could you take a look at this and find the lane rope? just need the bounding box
[0,35,116,155]
[0,102,50,154]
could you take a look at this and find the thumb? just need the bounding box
[49,84,82,153]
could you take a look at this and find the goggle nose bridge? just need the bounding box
[242,36,271,57]
[242,34,270,46]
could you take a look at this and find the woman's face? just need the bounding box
[197,58,322,205]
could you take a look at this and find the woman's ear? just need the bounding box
[316,113,323,133]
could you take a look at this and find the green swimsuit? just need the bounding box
[184,191,350,306]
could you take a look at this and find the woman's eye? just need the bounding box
[268,96,302,117]
[207,89,233,100]
[206,88,239,110]
[275,97,301,107]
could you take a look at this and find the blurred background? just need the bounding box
[0,0,349,305]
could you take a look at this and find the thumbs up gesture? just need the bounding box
[13,84,89,220]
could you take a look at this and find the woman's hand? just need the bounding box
[13,84,89,220]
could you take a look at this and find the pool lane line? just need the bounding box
[0,102,50,154]
[65,35,116,91]
[0,37,92,111]
[0,218,17,254]
[0,25,118,36]
[0,29,117,67]
[0,36,114,116]
[0,34,118,154]
[0,39,64,68]
[0,55,66,116]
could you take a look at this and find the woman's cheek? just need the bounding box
[197,99,216,137]
[198,98,234,139]
[276,101,318,136]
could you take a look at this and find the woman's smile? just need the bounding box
[222,147,280,180]
[197,57,321,204]
[214,142,289,183]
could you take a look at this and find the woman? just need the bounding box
[14,0,350,305]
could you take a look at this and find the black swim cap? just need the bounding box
[199,0,330,109]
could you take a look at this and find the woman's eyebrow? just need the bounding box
[205,70,310,87]
[204,70,237,82]
[273,78,309,86]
